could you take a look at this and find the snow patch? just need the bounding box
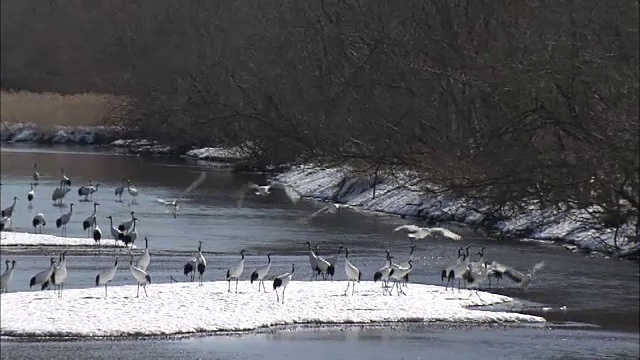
[109,138,173,155]
[1,122,122,145]
[183,146,248,162]
[0,231,133,248]
[0,281,544,338]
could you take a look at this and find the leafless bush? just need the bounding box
[2,0,638,232]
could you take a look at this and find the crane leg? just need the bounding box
[275,289,280,303]
[143,284,148,297]
[137,284,140,297]
[352,281,356,295]
[235,278,239,293]
[344,280,350,296]
[227,279,231,293]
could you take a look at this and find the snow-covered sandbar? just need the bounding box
[0,281,545,338]
[0,231,133,248]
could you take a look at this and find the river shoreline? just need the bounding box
[1,123,637,260]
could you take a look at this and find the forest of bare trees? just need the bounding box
[2,0,638,233]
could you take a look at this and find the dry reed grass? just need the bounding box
[0,90,125,127]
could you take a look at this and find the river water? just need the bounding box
[1,144,638,359]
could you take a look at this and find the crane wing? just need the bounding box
[393,224,421,233]
[531,261,545,274]
[306,205,329,220]
[429,227,462,240]
[236,182,253,208]
[503,268,526,283]
[488,261,509,273]
[282,184,301,203]
[183,172,207,196]
[155,198,172,205]
[247,181,261,191]
[269,183,302,203]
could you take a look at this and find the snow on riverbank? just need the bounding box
[275,166,639,256]
[110,138,173,154]
[1,130,635,257]
[1,122,122,145]
[0,281,544,338]
[0,231,133,248]
[1,122,180,155]
[183,146,249,162]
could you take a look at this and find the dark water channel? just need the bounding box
[1,144,638,359]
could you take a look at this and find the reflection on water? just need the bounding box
[1,144,639,337]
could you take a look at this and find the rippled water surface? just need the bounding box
[1,144,638,359]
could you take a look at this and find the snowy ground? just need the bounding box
[0,281,544,338]
[109,139,174,154]
[0,231,133,248]
[275,166,639,256]
[183,146,249,162]
[1,122,122,145]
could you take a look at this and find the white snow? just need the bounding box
[109,138,173,154]
[183,146,248,162]
[1,122,121,145]
[0,231,133,248]
[275,166,639,256]
[0,281,545,338]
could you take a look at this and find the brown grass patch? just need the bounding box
[0,90,125,127]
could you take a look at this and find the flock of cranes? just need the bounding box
[440,246,545,301]
[0,163,545,305]
[4,238,540,302]
[25,252,68,298]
